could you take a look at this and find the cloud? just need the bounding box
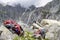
[35,0,53,7]
[0,0,53,7]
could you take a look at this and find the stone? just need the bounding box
[0,25,18,40]
[41,19,60,26]
[41,19,60,40]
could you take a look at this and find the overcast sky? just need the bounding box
[0,0,53,7]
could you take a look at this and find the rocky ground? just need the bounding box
[40,19,60,40]
[0,25,18,40]
[0,19,60,40]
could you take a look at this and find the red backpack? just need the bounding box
[4,20,16,25]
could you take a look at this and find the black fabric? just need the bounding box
[12,27,20,35]
[5,25,11,29]
[39,30,46,39]
[20,26,23,31]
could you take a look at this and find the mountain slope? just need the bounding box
[0,0,60,26]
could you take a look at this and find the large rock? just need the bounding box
[45,24,60,40]
[0,25,18,40]
[41,19,60,26]
[41,19,60,40]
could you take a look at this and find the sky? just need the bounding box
[0,0,53,7]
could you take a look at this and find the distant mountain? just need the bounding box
[0,4,36,25]
[21,0,60,25]
[41,0,60,20]
[0,4,25,24]
[0,0,60,26]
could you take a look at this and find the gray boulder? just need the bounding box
[41,19,60,40]
[0,25,18,40]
